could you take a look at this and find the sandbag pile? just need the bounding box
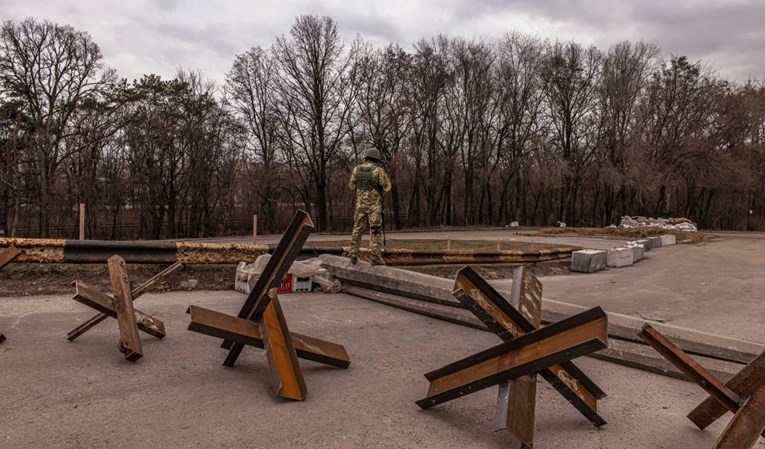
[618,215,697,232]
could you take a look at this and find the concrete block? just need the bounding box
[607,247,634,268]
[660,234,676,246]
[647,236,663,249]
[630,239,650,251]
[571,249,607,273]
[627,244,645,261]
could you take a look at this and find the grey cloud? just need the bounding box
[155,0,183,12]
[1,0,763,83]
[335,12,403,43]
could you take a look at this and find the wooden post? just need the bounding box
[79,203,85,240]
[446,236,451,250]
[253,214,258,245]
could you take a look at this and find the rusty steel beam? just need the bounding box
[108,256,144,362]
[0,244,21,270]
[638,324,741,413]
[495,377,535,448]
[223,210,314,367]
[188,305,350,368]
[67,262,183,341]
[72,281,166,339]
[0,238,269,265]
[640,324,765,446]
[258,291,307,401]
[495,267,541,445]
[454,267,607,427]
[417,307,608,409]
[713,386,765,449]
[689,350,765,432]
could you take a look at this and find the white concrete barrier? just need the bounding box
[607,247,634,268]
[571,249,607,273]
[648,236,663,249]
[660,234,677,246]
[627,243,645,261]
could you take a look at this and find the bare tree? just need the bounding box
[595,40,659,224]
[540,40,603,224]
[408,36,452,226]
[493,33,546,224]
[353,44,412,228]
[0,18,117,235]
[226,47,282,233]
[639,56,721,215]
[271,15,358,231]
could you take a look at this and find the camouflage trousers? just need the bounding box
[349,202,383,257]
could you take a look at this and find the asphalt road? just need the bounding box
[2,232,764,448]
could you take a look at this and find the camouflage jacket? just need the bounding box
[348,161,391,208]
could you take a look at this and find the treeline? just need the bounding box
[1,16,764,239]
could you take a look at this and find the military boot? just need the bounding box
[349,254,358,264]
[370,254,386,266]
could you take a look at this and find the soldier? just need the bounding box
[348,148,391,265]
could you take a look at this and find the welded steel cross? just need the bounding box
[417,266,608,448]
[70,255,167,362]
[639,323,765,449]
[68,261,182,341]
[187,210,351,401]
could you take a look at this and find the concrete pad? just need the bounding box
[660,234,677,246]
[571,249,607,273]
[0,291,758,449]
[607,247,634,268]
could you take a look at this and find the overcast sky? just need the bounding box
[2,0,764,84]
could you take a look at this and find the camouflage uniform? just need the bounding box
[348,161,391,259]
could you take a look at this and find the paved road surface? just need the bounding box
[2,232,764,448]
[2,291,762,449]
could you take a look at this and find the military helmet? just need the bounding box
[363,148,381,161]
